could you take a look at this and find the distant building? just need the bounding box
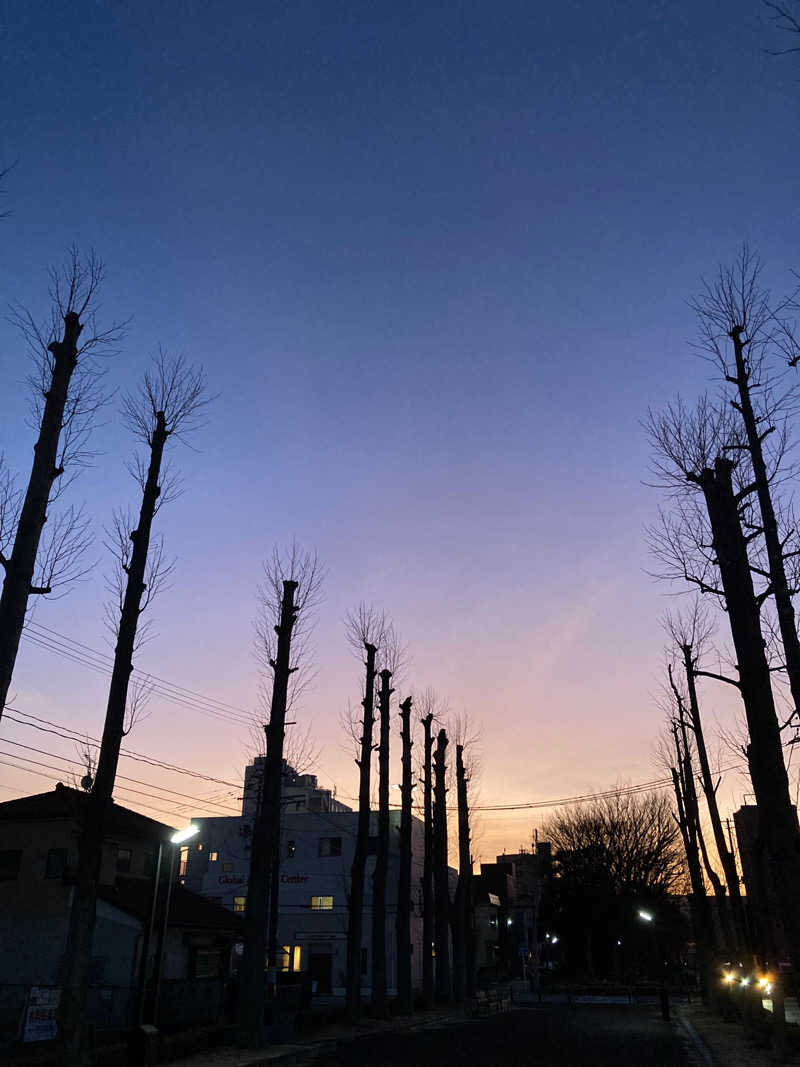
[0,785,241,1039]
[184,759,447,995]
[241,758,351,820]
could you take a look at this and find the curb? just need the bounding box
[675,1007,718,1067]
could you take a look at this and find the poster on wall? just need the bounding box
[22,987,60,1042]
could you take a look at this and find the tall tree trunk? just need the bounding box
[670,726,715,997]
[371,668,393,1016]
[237,580,298,1046]
[396,696,413,1013]
[728,325,800,718]
[59,413,168,1066]
[697,457,800,971]
[452,743,472,1003]
[346,642,377,1022]
[420,712,434,1008]
[0,311,82,721]
[433,728,451,1002]
[681,644,747,953]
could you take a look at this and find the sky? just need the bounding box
[1,0,799,862]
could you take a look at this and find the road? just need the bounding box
[308,1002,702,1067]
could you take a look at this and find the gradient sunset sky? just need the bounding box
[1,1,798,860]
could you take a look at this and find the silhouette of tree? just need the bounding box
[59,354,207,1066]
[237,544,321,1046]
[0,249,122,723]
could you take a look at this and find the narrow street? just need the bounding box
[307,1002,701,1067]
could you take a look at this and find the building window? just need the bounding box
[197,842,203,850]
[116,848,132,875]
[293,945,302,972]
[318,837,341,857]
[0,850,22,881]
[233,896,247,913]
[222,862,233,872]
[45,848,68,879]
[179,847,188,877]
[279,945,291,972]
[209,851,218,862]
[286,840,296,859]
[310,895,333,911]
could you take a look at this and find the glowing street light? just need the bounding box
[170,824,200,845]
[638,909,654,923]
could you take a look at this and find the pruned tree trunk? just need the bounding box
[346,642,377,1022]
[395,696,413,1014]
[681,644,747,953]
[670,726,715,997]
[60,413,168,1066]
[452,743,472,1003]
[237,580,298,1046]
[0,311,83,721]
[420,711,434,1008]
[433,728,451,1002]
[371,667,393,1016]
[696,456,800,971]
[727,324,800,719]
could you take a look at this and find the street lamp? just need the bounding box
[637,907,669,1022]
[138,824,199,1025]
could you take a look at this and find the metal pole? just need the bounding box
[153,845,177,1027]
[137,840,163,1024]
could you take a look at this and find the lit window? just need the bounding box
[318,837,342,857]
[197,843,203,851]
[209,851,218,862]
[233,896,247,913]
[293,945,302,972]
[279,946,291,972]
[311,895,333,911]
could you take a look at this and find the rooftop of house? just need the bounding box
[0,783,176,841]
[98,876,244,932]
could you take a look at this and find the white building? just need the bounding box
[183,766,429,996]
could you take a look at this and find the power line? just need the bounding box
[0,738,240,816]
[20,622,256,728]
[5,706,243,789]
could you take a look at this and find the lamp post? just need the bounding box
[138,824,199,1026]
[638,909,670,1022]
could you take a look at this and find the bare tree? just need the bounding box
[664,606,748,955]
[448,714,480,1003]
[433,727,451,1002]
[0,250,121,723]
[238,545,321,1045]
[344,603,384,1022]
[415,687,447,1007]
[395,695,414,1014]
[58,354,207,1066]
[690,247,800,726]
[647,395,800,975]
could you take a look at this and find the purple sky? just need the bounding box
[1,1,797,859]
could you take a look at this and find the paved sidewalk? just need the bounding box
[678,1000,800,1066]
